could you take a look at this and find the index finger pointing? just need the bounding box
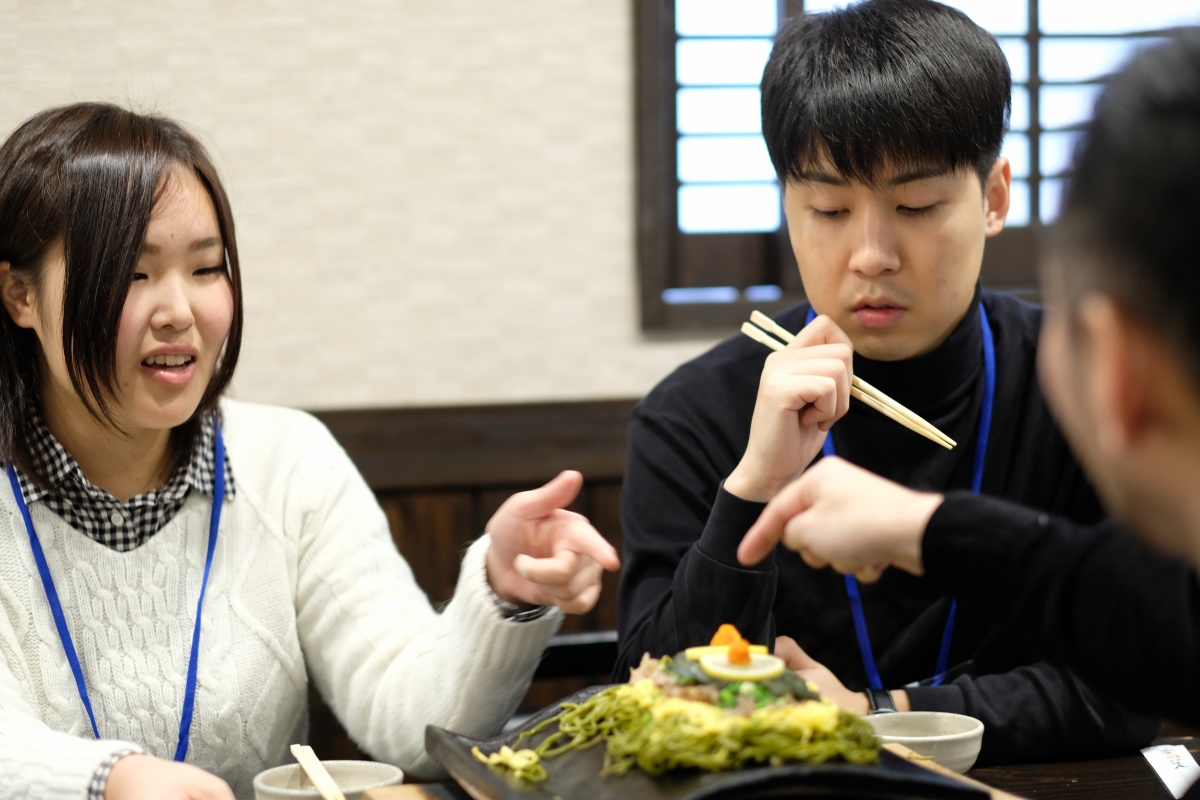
[556,523,621,572]
[737,477,813,565]
[738,509,785,566]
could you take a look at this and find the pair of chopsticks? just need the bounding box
[741,311,956,450]
[291,744,346,800]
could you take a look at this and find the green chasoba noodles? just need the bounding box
[471,649,880,782]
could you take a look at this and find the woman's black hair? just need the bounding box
[761,0,1011,187]
[0,103,243,483]
[1052,28,1200,392]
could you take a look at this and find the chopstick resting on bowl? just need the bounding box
[741,310,956,450]
[290,744,347,800]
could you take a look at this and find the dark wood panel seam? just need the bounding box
[313,399,639,492]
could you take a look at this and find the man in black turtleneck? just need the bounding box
[615,0,1159,767]
[738,31,1200,796]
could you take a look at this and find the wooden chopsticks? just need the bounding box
[290,744,347,800]
[741,311,956,450]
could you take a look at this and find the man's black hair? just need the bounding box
[1053,28,1200,392]
[761,0,1011,187]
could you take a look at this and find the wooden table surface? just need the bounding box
[969,736,1197,799]
[364,737,1196,800]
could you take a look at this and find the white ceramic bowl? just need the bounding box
[866,711,984,774]
[253,759,404,800]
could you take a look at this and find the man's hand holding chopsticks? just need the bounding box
[725,314,854,503]
[484,470,621,615]
[738,456,941,582]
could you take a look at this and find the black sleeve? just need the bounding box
[924,491,1200,728]
[614,404,776,678]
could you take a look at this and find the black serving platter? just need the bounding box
[427,686,988,800]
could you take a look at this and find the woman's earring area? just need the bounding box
[0,262,36,327]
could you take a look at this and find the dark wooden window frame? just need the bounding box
[635,0,1047,334]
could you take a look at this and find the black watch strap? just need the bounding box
[866,687,897,714]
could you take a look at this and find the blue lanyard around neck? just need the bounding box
[6,420,225,761]
[805,304,995,689]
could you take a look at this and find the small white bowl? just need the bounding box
[253,759,404,800]
[866,711,984,774]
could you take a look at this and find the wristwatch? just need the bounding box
[866,687,898,714]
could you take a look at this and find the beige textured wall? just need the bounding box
[0,0,720,409]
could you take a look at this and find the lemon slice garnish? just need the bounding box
[699,652,786,682]
[684,644,769,661]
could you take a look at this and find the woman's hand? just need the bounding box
[104,754,234,800]
[485,470,621,614]
[724,315,854,503]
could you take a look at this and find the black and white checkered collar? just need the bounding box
[12,409,235,552]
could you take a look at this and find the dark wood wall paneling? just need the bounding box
[305,400,636,760]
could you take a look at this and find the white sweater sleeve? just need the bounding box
[0,630,144,799]
[289,420,561,780]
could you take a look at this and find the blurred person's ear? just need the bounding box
[1077,294,1169,459]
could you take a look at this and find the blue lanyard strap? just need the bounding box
[807,303,995,689]
[6,464,101,738]
[7,420,225,761]
[972,303,996,498]
[176,422,224,761]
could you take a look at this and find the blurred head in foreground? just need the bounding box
[1038,29,1200,567]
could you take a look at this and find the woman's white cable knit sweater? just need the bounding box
[0,399,562,798]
